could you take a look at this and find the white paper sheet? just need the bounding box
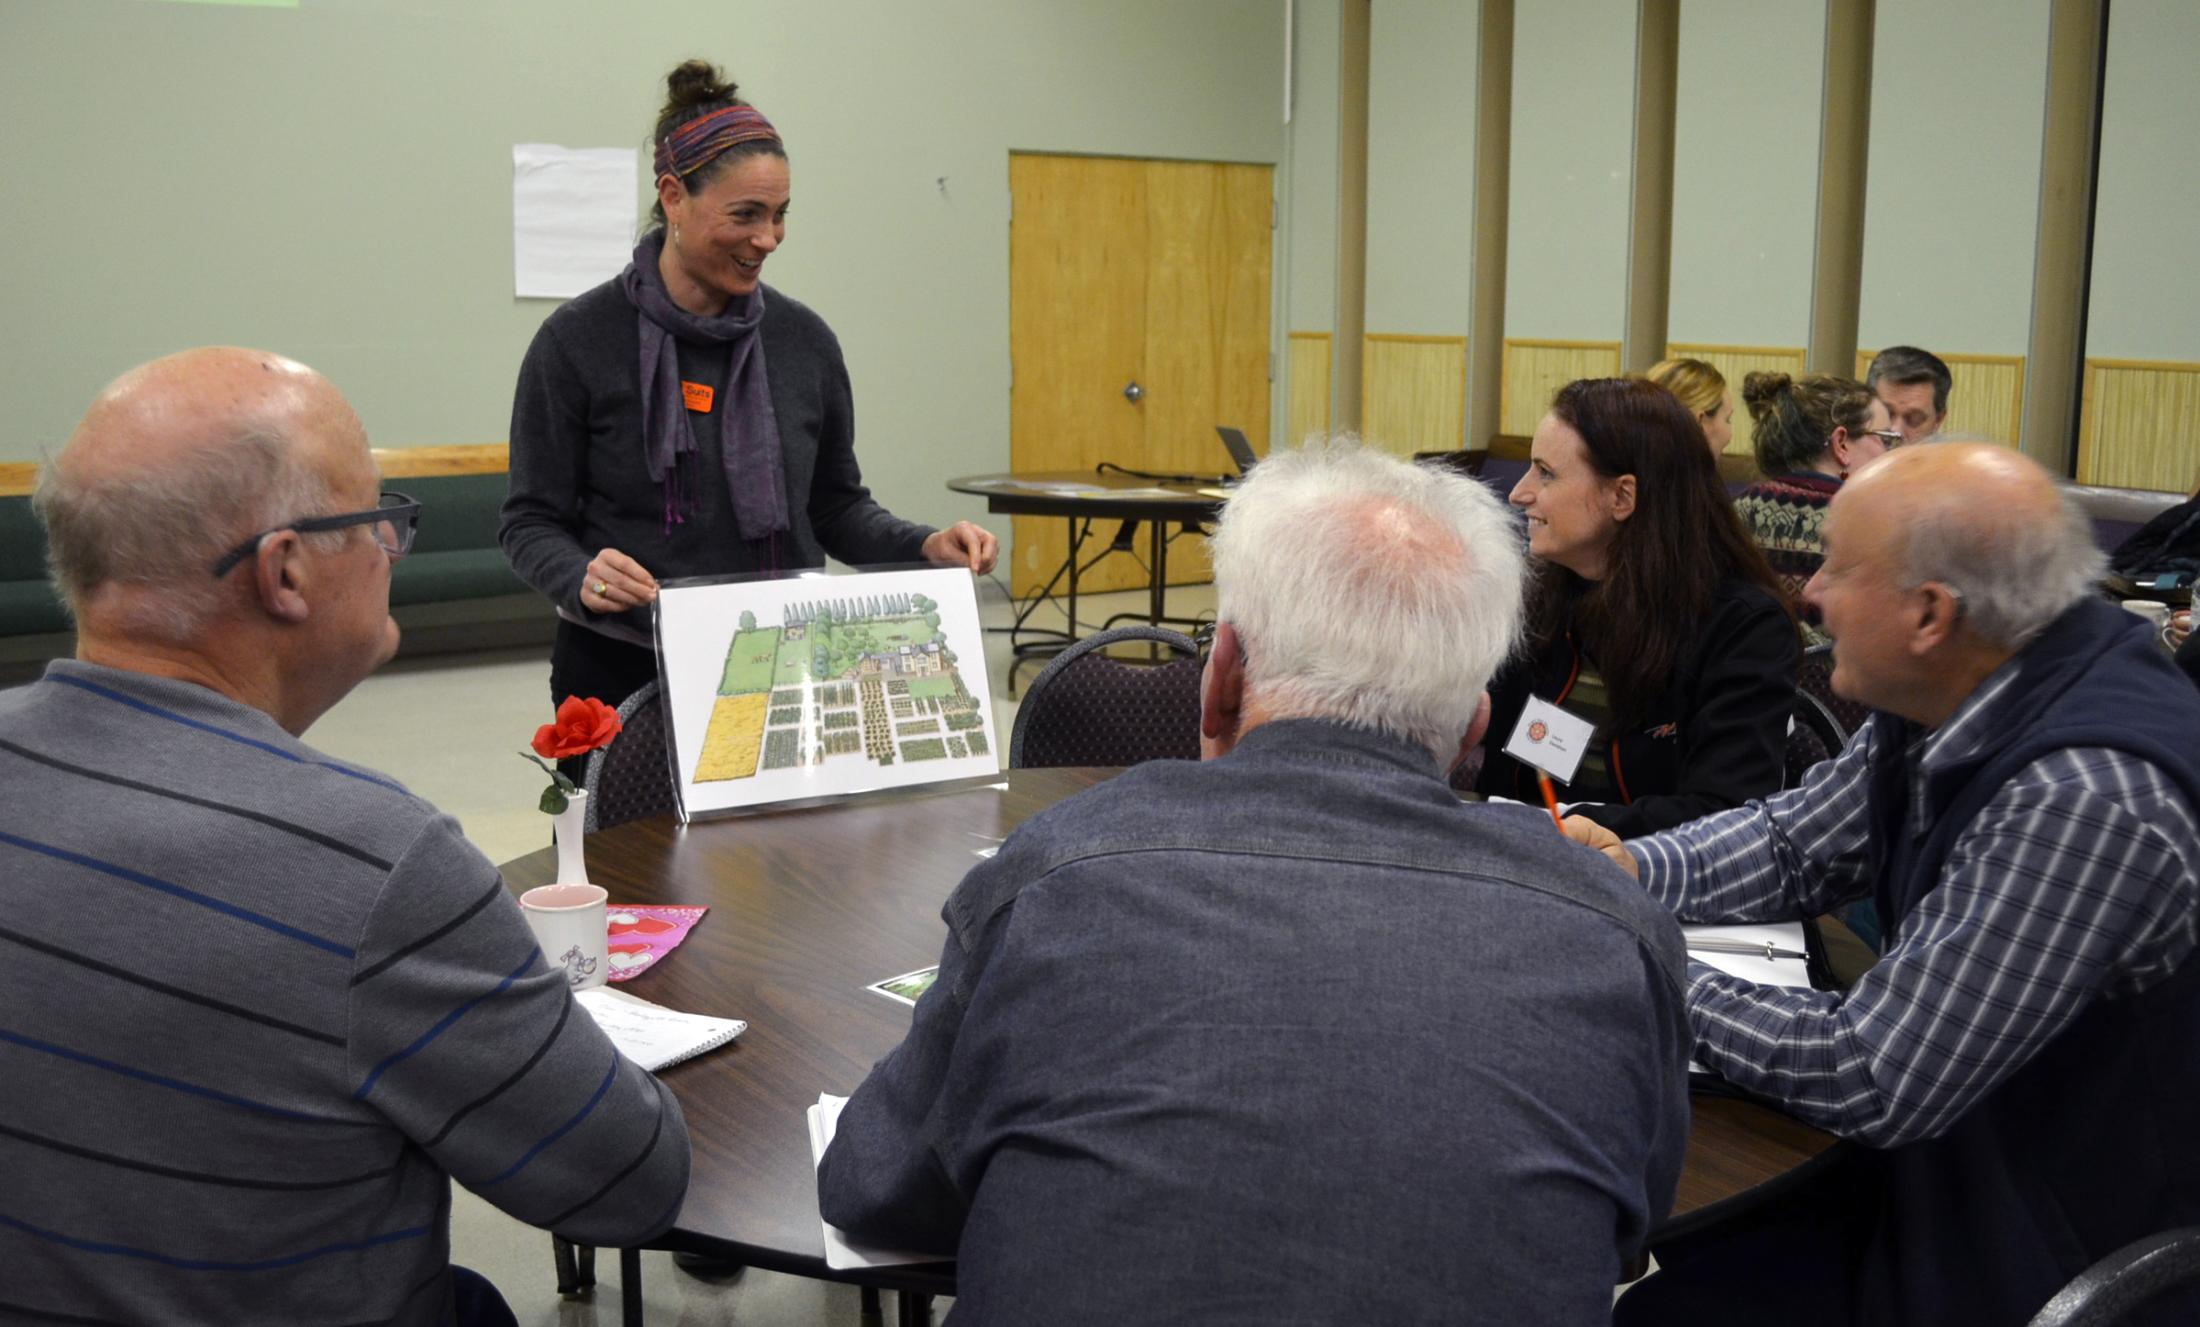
[572,986,745,1073]
[512,144,638,298]
[808,1094,947,1270]
[1682,920,1812,1077]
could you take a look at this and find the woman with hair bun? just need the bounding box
[502,59,997,714]
[1732,371,1900,642]
[1473,377,1797,836]
[1644,357,1733,455]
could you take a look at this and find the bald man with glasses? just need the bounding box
[3,348,689,1325]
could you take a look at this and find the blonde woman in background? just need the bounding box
[1645,357,1733,455]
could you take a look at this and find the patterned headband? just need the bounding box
[654,103,781,180]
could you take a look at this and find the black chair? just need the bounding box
[1798,642,1868,742]
[1784,689,1848,790]
[582,680,677,833]
[2029,1227,2200,1327]
[553,680,676,1300]
[1009,626,1201,769]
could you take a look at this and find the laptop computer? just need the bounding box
[1216,426,1261,479]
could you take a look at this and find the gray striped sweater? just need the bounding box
[0,661,689,1324]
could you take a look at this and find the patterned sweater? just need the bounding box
[0,662,689,1325]
[1733,470,1842,645]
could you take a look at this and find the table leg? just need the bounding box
[620,1247,644,1325]
[897,1290,934,1326]
[860,1285,883,1322]
[1147,517,1168,627]
[1065,516,1083,637]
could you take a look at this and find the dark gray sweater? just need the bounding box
[501,278,933,638]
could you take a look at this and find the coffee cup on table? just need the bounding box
[520,883,609,990]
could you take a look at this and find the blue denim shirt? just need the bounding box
[819,717,1691,1325]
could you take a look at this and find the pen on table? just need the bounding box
[1535,770,1565,834]
[1687,937,1810,961]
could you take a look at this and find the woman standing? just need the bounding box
[1474,378,1797,836]
[502,60,997,711]
[1731,372,1900,642]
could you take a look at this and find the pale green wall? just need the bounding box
[1364,2,1478,336]
[1502,0,1633,340]
[2088,0,2200,361]
[1286,0,1341,334]
[1856,0,2051,356]
[0,0,1286,534]
[1668,0,1822,348]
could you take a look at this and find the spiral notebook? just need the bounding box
[573,986,746,1072]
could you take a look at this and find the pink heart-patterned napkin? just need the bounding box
[604,904,709,982]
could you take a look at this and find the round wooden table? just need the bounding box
[500,767,1840,1305]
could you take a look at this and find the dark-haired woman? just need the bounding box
[1731,372,1899,645]
[1473,377,1798,837]
[502,60,997,713]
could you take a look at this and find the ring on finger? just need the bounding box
[592,580,609,596]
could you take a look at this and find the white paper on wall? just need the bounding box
[512,144,638,299]
[655,568,1002,820]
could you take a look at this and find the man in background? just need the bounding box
[1865,344,1953,444]
[820,440,1691,1325]
[3,348,689,1325]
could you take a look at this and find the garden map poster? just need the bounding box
[655,568,999,819]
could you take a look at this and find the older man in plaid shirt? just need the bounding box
[1584,444,2200,1327]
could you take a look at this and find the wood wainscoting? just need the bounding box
[1500,339,1622,435]
[1286,332,1333,447]
[1360,334,1466,456]
[2079,359,2200,493]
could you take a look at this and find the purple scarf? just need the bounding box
[620,230,790,546]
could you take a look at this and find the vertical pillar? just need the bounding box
[1464,0,1514,449]
[1622,0,1680,374]
[2020,0,2108,473]
[1806,0,1874,376]
[1333,0,1370,432]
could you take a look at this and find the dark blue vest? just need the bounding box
[1848,596,2200,1325]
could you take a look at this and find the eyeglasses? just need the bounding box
[1192,621,1218,664]
[209,492,422,578]
[1867,428,1905,447]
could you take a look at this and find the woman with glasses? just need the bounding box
[1732,372,1902,645]
[500,59,997,716]
[1474,378,1797,837]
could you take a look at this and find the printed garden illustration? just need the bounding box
[695,591,990,781]
[657,567,1001,818]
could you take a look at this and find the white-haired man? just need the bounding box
[819,440,1690,1325]
[1596,444,2200,1327]
[4,349,689,1325]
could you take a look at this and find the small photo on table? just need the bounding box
[866,965,940,1007]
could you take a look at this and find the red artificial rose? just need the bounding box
[532,695,624,760]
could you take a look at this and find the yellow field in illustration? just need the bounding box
[695,694,769,781]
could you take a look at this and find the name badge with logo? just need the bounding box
[681,380,715,413]
[1502,695,1596,785]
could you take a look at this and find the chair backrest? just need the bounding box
[1784,688,1848,790]
[1009,626,1201,769]
[2028,1227,2200,1327]
[1798,642,1869,742]
[582,680,677,832]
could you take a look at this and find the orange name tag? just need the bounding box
[681,380,714,413]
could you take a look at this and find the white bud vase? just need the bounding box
[553,790,591,885]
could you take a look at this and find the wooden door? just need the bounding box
[1008,154,1274,596]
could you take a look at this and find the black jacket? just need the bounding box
[1475,577,1798,837]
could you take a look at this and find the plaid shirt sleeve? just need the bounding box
[1631,736,2200,1148]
